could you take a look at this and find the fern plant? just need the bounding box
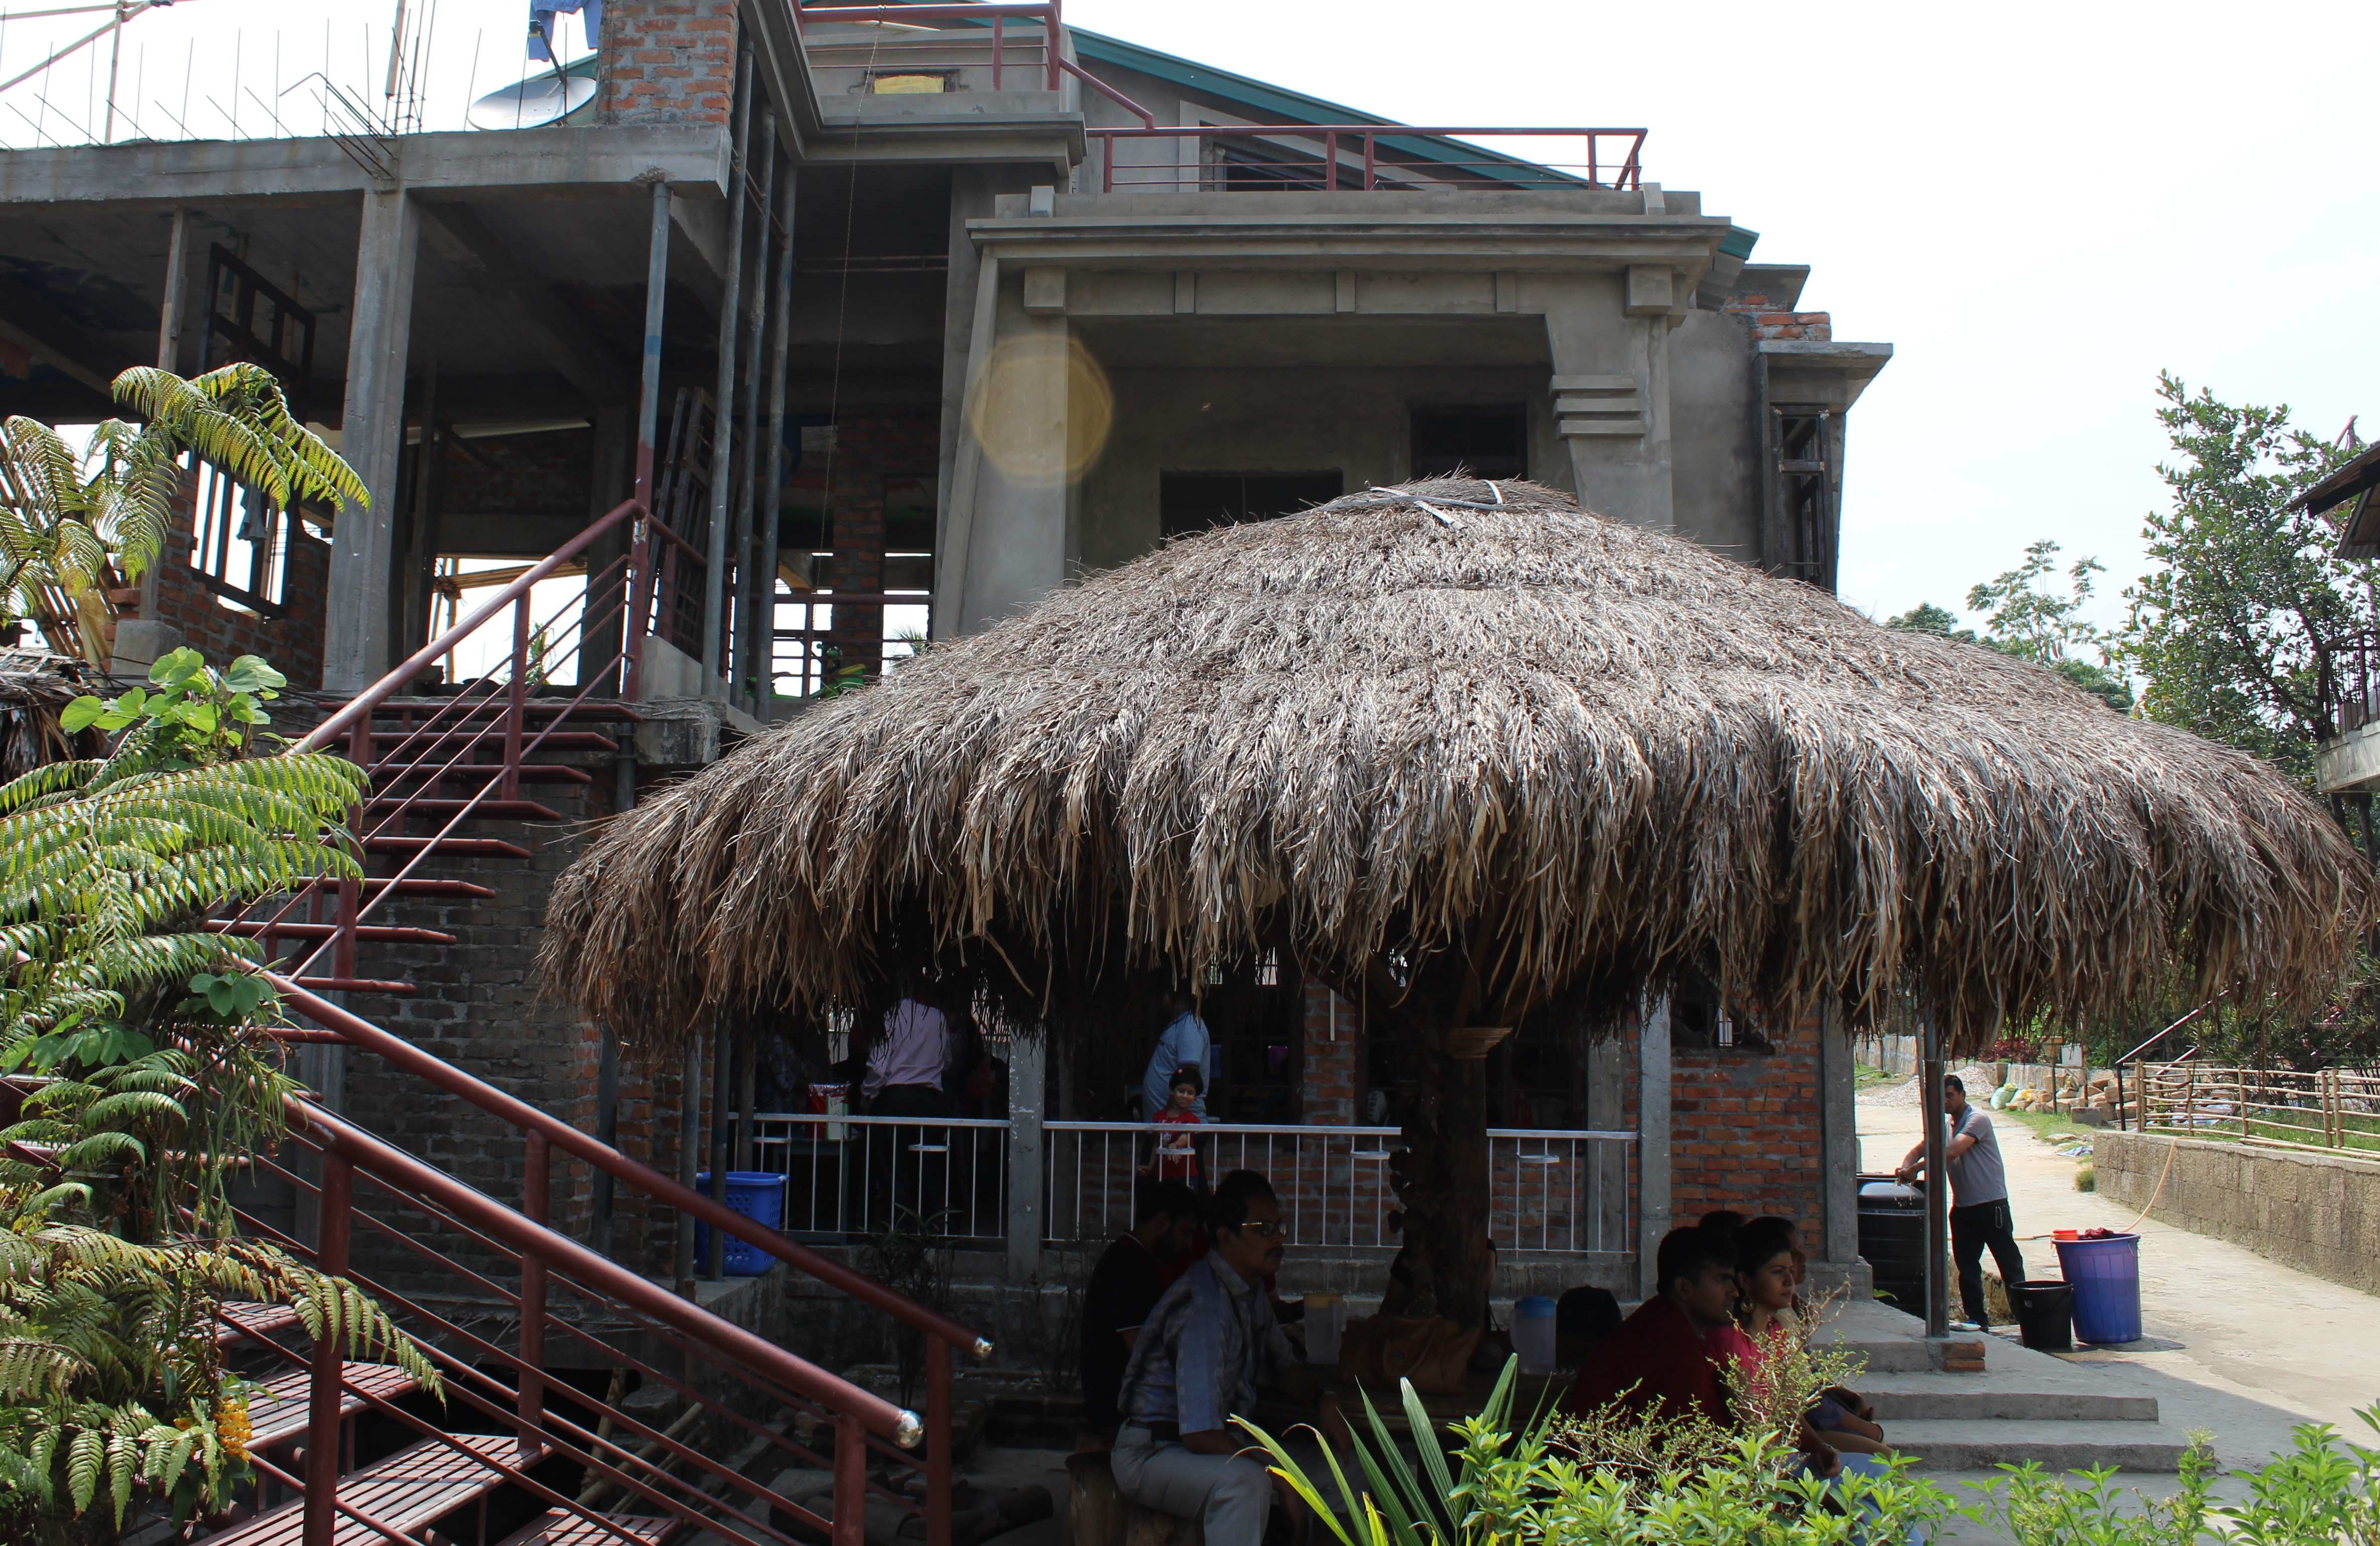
[0,648,436,1543]
[0,364,364,666]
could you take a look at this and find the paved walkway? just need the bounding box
[1860,1084,2380,1450]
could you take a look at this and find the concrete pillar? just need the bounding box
[583,403,635,689]
[324,187,422,693]
[953,287,1071,633]
[1817,1008,1865,1282]
[1006,1032,1045,1281]
[114,208,195,677]
[1635,994,1672,1299]
[1586,1037,1629,1257]
[1537,272,1675,532]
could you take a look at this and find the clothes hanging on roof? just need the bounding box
[528,0,603,63]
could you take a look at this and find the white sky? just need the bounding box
[5,0,2376,638]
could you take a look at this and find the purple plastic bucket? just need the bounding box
[2052,1233,2142,1345]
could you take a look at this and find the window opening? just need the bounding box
[1159,471,1344,540]
[1412,405,1527,480]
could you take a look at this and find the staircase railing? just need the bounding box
[261,974,989,1546]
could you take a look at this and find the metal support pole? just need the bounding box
[706,1024,733,1277]
[925,1337,953,1546]
[302,1148,354,1546]
[590,1018,620,1255]
[757,161,797,716]
[504,594,528,800]
[833,1412,867,1546]
[733,113,777,714]
[734,1046,758,1171]
[700,45,754,691]
[1921,1021,1949,1339]
[518,1131,549,1459]
[625,180,670,702]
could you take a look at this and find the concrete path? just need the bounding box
[1860,1083,2380,1540]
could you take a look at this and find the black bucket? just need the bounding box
[2014,1280,2074,1352]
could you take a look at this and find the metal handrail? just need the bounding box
[1044,1118,1636,1141]
[1088,123,1647,194]
[268,975,989,1354]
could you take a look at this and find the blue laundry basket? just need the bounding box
[2053,1233,2142,1345]
[693,1171,787,1277]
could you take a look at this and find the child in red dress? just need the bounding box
[1147,1067,1204,1185]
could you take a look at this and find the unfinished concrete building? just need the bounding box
[0,0,1891,1341]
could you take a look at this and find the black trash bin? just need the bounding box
[2014,1280,2074,1352]
[1857,1174,1927,1311]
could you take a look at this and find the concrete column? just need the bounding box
[114,208,195,677]
[583,403,634,689]
[1635,994,1673,1299]
[1006,1031,1045,1281]
[954,292,1070,633]
[323,187,422,693]
[1585,1037,1629,1257]
[1537,273,1675,532]
[1817,1008,1864,1281]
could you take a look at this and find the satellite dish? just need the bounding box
[467,69,597,131]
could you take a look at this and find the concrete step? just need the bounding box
[1885,1418,2190,1473]
[1861,1380,2160,1423]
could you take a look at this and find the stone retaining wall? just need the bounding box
[2095,1129,2380,1296]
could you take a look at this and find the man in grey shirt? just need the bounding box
[1897,1073,2026,1334]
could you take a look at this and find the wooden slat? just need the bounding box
[217,1301,300,1348]
[203,1433,517,1546]
[497,1510,681,1546]
[245,1363,421,1449]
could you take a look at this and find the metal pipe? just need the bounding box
[758,160,796,715]
[626,177,671,700]
[1920,1021,1948,1339]
[677,1036,702,1294]
[925,1338,952,1546]
[707,1023,733,1277]
[700,44,754,690]
[733,114,778,713]
[302,1149,354,1546]
[834,1413,867,1546]
[518,1130,550,1458]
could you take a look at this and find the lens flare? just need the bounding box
[966,333,1113,486]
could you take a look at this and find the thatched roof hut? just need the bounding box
[547,478,2365,1052]
[547,476,2366,1321]
[0,648,107,778]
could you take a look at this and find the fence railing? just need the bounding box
[2138,1061,2380,1154]
[1042,1121,1634,1255]
[744,1112,1011,1243]
[1088,124,1646,195]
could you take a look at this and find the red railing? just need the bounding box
[258,974,989,1546]
[1091,123,1646,194]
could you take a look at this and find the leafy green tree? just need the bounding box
[0,365,364,667]
[1885,556,2135,714]
[2118,371,2368,783]
[0,650,430,1543]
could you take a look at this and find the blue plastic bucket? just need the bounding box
[693,1171,788,1277]
[2052,1233,2142,1345]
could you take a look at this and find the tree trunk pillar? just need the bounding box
[1392,1037,1494,1329]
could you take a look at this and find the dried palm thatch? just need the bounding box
[544,479,2369,1057]
[0,647,106,778]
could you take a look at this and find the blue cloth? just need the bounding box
[1141,1012,1212,1119]
[1117,1254,1294,1434]
[528,0,602,61]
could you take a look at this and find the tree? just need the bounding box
[1884,548,2135,713]
[2118,372,2369,784]
[0,655,430,1543]
[0,366,364,667]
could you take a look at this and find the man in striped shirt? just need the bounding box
[1111,1170,1325,1542]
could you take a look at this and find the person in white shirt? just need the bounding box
[863,985,954,1224]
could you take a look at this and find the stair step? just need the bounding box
[246,1362,422,1449]
[372,764,595,786]
[1884,1418,2191,1473]
[293,977,418,996]
[217,1301,301,1348]
[496,1510,680,1546]
[208,921,460,946]
[1862,1382,2160,1423]
[361,798,567,822]
[362,836,534,859]
[200,1433,519,1545]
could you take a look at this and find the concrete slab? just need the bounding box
[1885,1418,2191,1473]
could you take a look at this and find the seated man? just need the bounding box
[1111,1170,1327,1543]
[1566,1224,1739,1426]
[1078,1178,1203,1451]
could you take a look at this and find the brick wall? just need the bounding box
[1668,1026,1826,1229]
[439,428,593,518]
[783,407,941,679]
[1723,288,1833,343]
[138,471,331,688]
[599,0,738,125]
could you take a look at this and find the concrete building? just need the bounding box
[0,1,1890,1313]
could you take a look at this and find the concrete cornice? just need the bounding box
[808,108,1083,171]
[0,124,730,207]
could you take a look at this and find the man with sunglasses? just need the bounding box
[1111,1169,1326,1543]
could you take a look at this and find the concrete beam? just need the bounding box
[0,272,136,394]
[416,201,626,405]
[0,125,728,208]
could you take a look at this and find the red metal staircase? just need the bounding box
[188,499,986,1546]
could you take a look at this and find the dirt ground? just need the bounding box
[1859,1083,2380,1437]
